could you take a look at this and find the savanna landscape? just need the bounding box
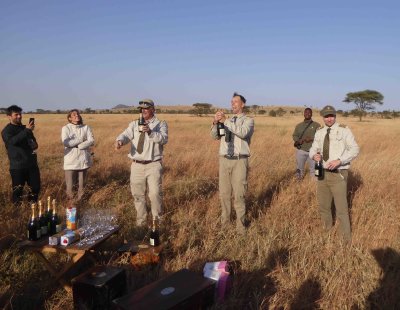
[0,112,399,309]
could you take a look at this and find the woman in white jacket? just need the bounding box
[61,109,94,200]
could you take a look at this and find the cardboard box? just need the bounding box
[112,269,216,310]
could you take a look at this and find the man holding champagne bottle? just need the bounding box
[309,105,359,243]
[115,99,168,227]
[211,93,254,234]
[2,105,41,205]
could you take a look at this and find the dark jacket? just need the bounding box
[1,123,38,170]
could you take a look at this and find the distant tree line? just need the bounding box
[1,106,398,119]
[0,88,397,119]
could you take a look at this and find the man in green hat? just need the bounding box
[309,105,359,243]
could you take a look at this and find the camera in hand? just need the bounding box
[294,141,302,149]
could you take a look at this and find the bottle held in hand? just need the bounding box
[138,111,145,132]
[149,216,160,247]
[217,122,225,137]
[314,152,324,180]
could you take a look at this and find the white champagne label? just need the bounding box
[150,238,155,246]
[315,170,319,176]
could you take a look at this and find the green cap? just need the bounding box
[320,105,336,117]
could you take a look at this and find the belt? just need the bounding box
[324,169,339,173]
[133,159,161,165]
[224,155,249,160]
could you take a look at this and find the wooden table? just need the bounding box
[18,226,120,292]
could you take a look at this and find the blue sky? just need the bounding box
[1,0,399,111]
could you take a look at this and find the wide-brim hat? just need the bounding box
[320,105,336,117]
[138,99,155,109]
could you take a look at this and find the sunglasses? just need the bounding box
[139,101,153,106]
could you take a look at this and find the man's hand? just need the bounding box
[115,140,123,150]
[313,153,322,162]
[26,121,35,131]
[213,111,226,124]
[142,124,151,134]
[326,159,341,170]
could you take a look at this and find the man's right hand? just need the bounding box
[115,140,123,150]
[213,111,226,123]
[313,153,322,162]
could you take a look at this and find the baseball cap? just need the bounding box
[138,99,155,109]
[320,105,336,117]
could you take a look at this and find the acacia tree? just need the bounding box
[343,90,384,121]
[250,105,260,116]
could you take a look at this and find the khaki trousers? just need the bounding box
[317,169,351,241]
[130,161,163,226]
[65,169,88,200]
[219,157,248,233]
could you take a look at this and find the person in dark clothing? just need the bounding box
[1,105,41,205]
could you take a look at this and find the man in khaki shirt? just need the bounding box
[115,99,168,226]
[211,93,254,234]
[309,105,359,242]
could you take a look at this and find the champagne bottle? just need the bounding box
[138,111,145,132]
[38,201,48,236]
[50,199,62,235]
[217,121,225,137]
[28,203,41,241]
[314,152,324,180]
[46,196,52,232]
[149,216,160,247]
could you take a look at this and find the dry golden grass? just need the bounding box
[1,113,400,309]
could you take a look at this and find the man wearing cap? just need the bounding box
[115,99,168,226]
[309,105,359,242]
[211,92,254,234]
[292,108,320,179]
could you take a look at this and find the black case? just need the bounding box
[72,265,127,310]
[112,268,216,310]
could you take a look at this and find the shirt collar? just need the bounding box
[326,122,338,130]
[147,116,156,123]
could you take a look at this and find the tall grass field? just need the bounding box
[1,113,399,309]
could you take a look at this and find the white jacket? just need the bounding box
[61,123,95,170]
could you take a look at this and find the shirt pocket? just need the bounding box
[334,131,343,141]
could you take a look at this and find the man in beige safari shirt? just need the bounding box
[309,105,359,242]
[115,99,168,226]
[211,93,254,234]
